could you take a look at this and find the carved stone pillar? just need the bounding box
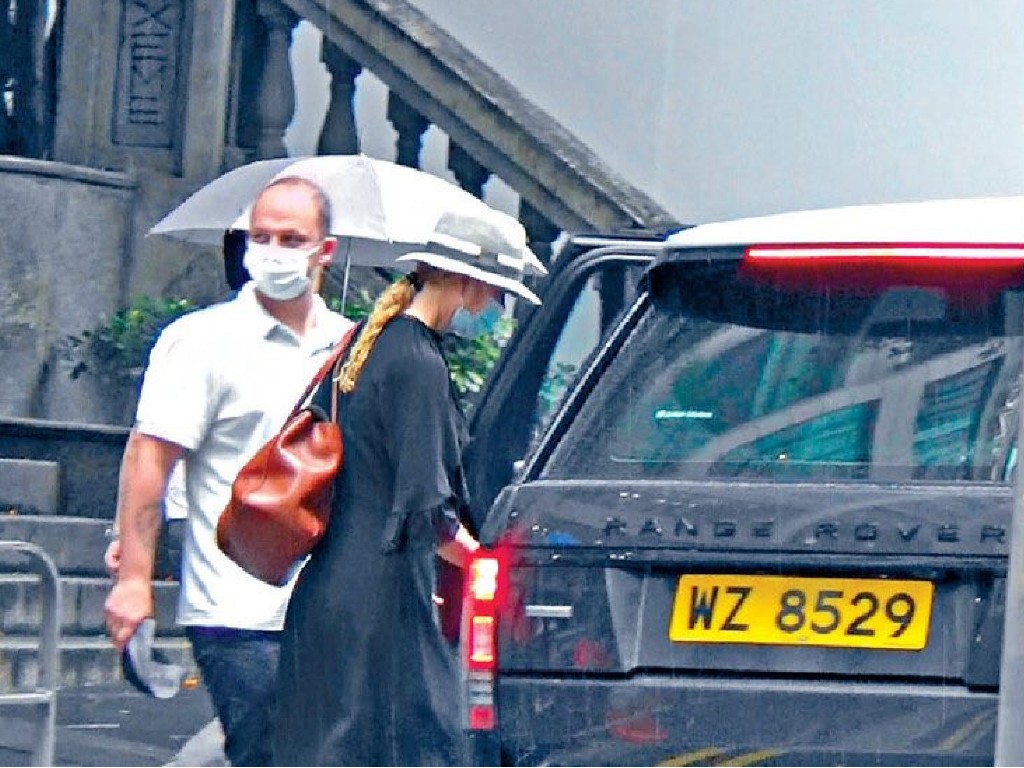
[180,1,235,177]
[255,0,298,159]
[112,0,185,151]
[447,142,489,198]
[386,92,429,168]
[317,41,361,156]
[519,198,560,270]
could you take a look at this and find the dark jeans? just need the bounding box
[187,626,282,767]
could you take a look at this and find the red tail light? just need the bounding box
[741,242,1024,295]
[462,554,501,730]
[469,616,496,667]
[746,243,1024,260]
[468,703,496,731]
[469,556,500,602]
[465,556,499,671]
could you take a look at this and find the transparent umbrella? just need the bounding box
[149,154,546,303]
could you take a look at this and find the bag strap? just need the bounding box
[331,352,345,424]
[289,322,360,418]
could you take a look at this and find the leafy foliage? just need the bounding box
[329,285,515,412]
[442,317,516,412]
[65,288,516,413]
[326,288,375,322]
[60,296,197,385]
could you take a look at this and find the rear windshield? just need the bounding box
[544,258,1024,483]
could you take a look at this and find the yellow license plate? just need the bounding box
[669,574,933,650]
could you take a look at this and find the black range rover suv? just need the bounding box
[461,197,1024,766]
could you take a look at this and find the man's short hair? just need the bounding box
[258,177,332,239]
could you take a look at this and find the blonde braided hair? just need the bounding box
[336,275,417,393]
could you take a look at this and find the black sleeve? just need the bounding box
[377,351,465,553]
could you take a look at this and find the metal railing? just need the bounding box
[0,540,61,766]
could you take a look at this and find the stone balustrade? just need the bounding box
[1,0,679,426]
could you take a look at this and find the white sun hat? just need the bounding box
[395,211,545,304]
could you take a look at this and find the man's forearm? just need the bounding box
[117,499,162,582]
[114,431,177,583]
[105,431,180,649]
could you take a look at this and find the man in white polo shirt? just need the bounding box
[104,176,353,766]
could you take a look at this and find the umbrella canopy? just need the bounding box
[148,154,546,275]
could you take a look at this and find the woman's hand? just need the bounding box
[438,524,480,568]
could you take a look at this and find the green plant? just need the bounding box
[65,287,514,414]
[331,280,517,412]
[443,316,516,412]
[326,288,375,322]
[61,296,197,385]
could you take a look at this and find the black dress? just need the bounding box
[273,315,470,766]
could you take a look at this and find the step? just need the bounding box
[0,516,182,579]
[0,574,181,636]
[0,636,198,693]
[0,514,200,694]
[0,517,110,576]
[0,417,128,522]
[0,459,60,516]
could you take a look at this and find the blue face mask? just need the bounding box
[448,297,504,338]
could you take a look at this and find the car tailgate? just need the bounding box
[485,479,1007,686]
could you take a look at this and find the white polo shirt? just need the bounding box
[134,283,353,630]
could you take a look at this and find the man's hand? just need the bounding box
[104,577,153,652]
[104,538,121,578]
[104,431,182,651]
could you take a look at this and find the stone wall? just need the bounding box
[0,158,138,424]
[52,0,238,330]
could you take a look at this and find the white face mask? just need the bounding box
[243,241,317,300]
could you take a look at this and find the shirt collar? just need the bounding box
[235,282,340,351]
[236,282,279,339]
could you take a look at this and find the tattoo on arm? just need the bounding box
[130,501,163,551]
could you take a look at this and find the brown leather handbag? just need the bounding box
[216,325,358,586]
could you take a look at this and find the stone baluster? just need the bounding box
[21,0,53,158]
[447,142,489,198]
[8,0,49,157]
[36,0,62,159]
[519,198,560,271]
[0,0,13,152]
[317,40,361,155]
[386,92,429,168]
[254,0,298,159]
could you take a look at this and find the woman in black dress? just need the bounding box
[272,212,542,766]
